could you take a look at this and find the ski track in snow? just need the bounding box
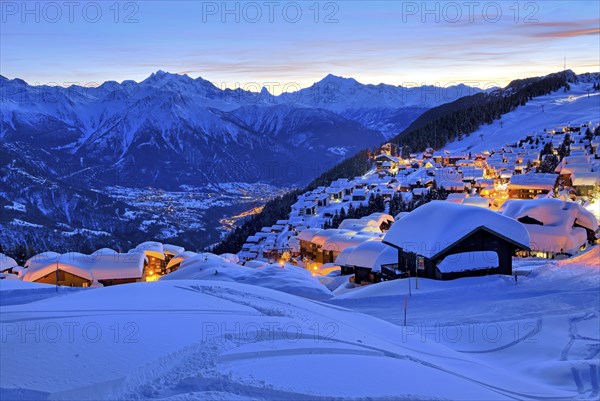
[120,316,553,400]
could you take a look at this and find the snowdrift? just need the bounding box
[161,256,333,300]
[0,280,568,400]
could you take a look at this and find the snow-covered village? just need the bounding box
[1,2,599,400]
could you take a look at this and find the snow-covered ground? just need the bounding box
[1,248,598,400]
[332,247,600,398]
[443,82,600,154]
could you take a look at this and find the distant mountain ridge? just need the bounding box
[0,71,485,254]
[0,71,484,187]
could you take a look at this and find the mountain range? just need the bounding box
[1,72,484,188]
[0,72,485,253]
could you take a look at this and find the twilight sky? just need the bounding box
[1,1,599,90]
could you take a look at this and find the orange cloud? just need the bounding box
[531,27,600,38]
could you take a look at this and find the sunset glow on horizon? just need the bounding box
[1,1,598,88]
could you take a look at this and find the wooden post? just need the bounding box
[55,260,59,292]
[397,248,402,278]
[415,255,419,290]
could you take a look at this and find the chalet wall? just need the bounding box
[35,270,91,287]
[98,278,140,287]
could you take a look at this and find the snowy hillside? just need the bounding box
[3,256,590,400]
[443,81,600,153]
[331,249,600,398]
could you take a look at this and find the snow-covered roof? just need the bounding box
[329,178,349,188]
[394,211,410,221]
[558,163,592,175]
[461,167,484,180]
[563,155,590,165]
[383,201,530,258]
[500,198,598,253]
[501,198,597,231]
[372,246,398,273]
[297,200,318,209]
[89,253,146,281]
[131,241,165,260]
[23,252,145,281]
[311,229,354,247]
[0,254,18,272]
[91,248,119,256]
[246,235,261,243]
[11,265,24,277]
[0,273,19,281]
[25,252,60,268]
[406,167,433,186]
[461,196,491,208]
[322,233,380,252]
[509,173,557,190]
[375,154,399,162]
[289,216,304,225]
[358,226,383,234]
[352,188,368,197]
[297,228,323,242]
[166,251,198,269]
[338,219,379,230]
[569,149,589,157]
[435,167,461,180]
[288,236,300,253]
[474,179,494,188]
[362,213,394,226]
[572,172,600,186]
[22,253,146,282]
[412,187,430,196]
[334,246,356,266]
[437,251,499,273]
[345,239,391,270]
[163,244,185,256]
[446,193,468,203]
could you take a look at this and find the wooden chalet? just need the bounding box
[382,201,530,280]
